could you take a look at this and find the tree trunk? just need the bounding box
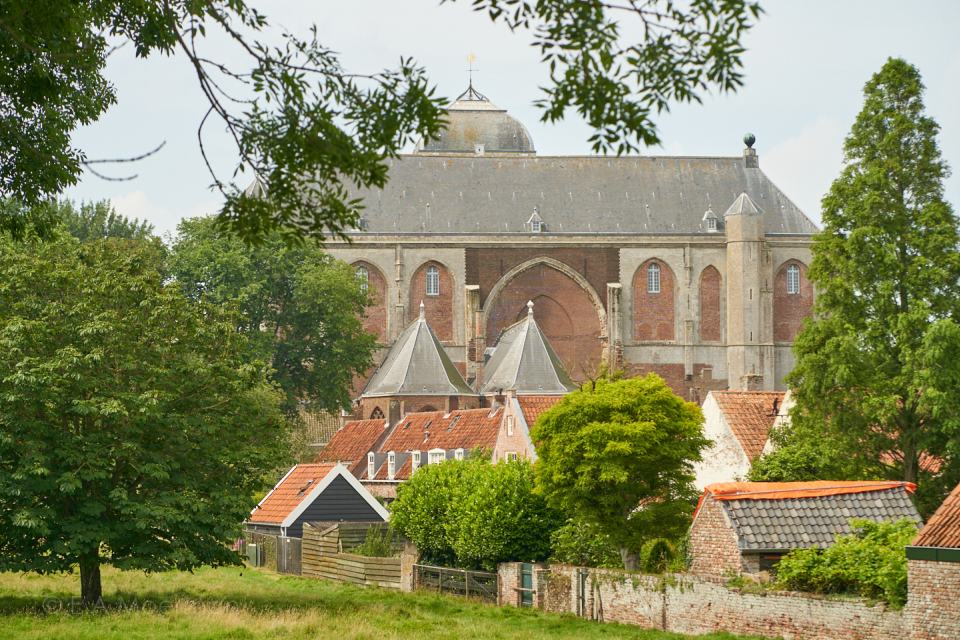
[79,551,102,607]
[619,547,638,571]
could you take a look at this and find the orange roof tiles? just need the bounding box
[317,419,388,463]
[913,482,960,548]
[704,480,917,501]
[380,407,502,453]
[712,391,785,460]
[517,395,563,428]
[248,463,336,524]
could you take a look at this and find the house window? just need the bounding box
[429,449,446,465]
[387,451,396,480]
[647,263,661,294]
[706,216,717,232]
[787,264,801,295]
[454,448,464,461]
[425,265,440,296]
[531,218,542,233]
[506,451,518,462]
[367,452,375,479]
[506,415,514,436]
[355,265,369,294]
[412,450,421,472]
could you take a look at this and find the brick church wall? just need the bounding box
[408,260,454,342]
[699,265,722,342]
[906,559,960,640]
[689,495,743,576]
[633,259,676,341]
[351,260,388,343]
[774,260,813,342]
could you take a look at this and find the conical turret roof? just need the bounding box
[724,192,762,217]
[362,303,474,398]
[480,301,577,395]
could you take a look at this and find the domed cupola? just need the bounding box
[416,84,535,156]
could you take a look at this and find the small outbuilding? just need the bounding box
[689,480,921,576]
[246,463,388,538]
[905,481,960,640]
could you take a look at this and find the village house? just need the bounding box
[905,481,960,640]
[694,389,788,488]
[689,480,921,576]
[245,463,388,539]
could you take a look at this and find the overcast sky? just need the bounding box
[65,0,960,237]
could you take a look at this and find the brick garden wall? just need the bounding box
[905,559,960,640]
[527,565,907,640]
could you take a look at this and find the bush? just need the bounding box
[549,519,622,568]
[775,518,918,608]
[352,526,398,558]
[390,458,561,570]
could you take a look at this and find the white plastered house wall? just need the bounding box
[492,394,538,463]
[693,392,752,490]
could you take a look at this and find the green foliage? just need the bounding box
[549,519,622,568]
[638,538,677,574]
[390,459,560,570]
[351,526,398,558]
[532,374,708,570]
[775,519,918,608]
[55,200,155,242]
[0,234,289,604]
[169,216,376,413]
[765,58,960,512]
[1,1,760,242]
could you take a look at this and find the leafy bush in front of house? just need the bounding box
[352,526,399,558]
[390,458,561,570]
[775,518,918,608]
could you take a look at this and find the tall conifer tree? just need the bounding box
[764,58,960,508]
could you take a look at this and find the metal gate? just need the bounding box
[519,563,534,607]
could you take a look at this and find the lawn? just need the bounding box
[0,566,769,640]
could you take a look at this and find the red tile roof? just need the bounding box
[317,419,388,464]
[517,395,563,429]
[704,480,916,501]
[380,407,503,453]
[711,391,785,460]
[248,463,337,524]
[913,482,960,548]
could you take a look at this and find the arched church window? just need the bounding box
[787,264,800,295]
[370,406,384,419]
[426,265,440,296]
[355,265,369,294]
[647,263,661,294]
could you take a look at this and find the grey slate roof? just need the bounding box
[347,154,818,235]
[418,88,535,155]
[480,301,577,395]
[362,304,474,398]
[722,488,922,552]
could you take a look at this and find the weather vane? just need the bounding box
[467,53,477,89]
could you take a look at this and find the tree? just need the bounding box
[532,374,707,570]
[169,215,377,414]
[0,234,289,605]
[1,0,761,241]
[56,199,155,242]
[389,458,559,570]
[767,58,960,510]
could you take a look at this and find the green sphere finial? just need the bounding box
[743,133,756,149]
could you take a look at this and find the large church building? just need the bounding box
[326,85,817,414]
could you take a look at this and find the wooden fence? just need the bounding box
[301,521,402,589]
[413,563,499,603]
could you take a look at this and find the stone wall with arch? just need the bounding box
[408,260,454,342]
[484,258,604,380]
[773,260,813,342]
[699,265,722,342]
[633,258,676,341]
[351,260,388,343]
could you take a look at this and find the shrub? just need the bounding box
[352,526,398,558]
[549,519,622,568]
[775,518,918,608]
[390,458,561,570]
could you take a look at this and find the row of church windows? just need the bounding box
[356,260,804,301]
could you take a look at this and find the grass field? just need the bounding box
[0,566,768,639]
